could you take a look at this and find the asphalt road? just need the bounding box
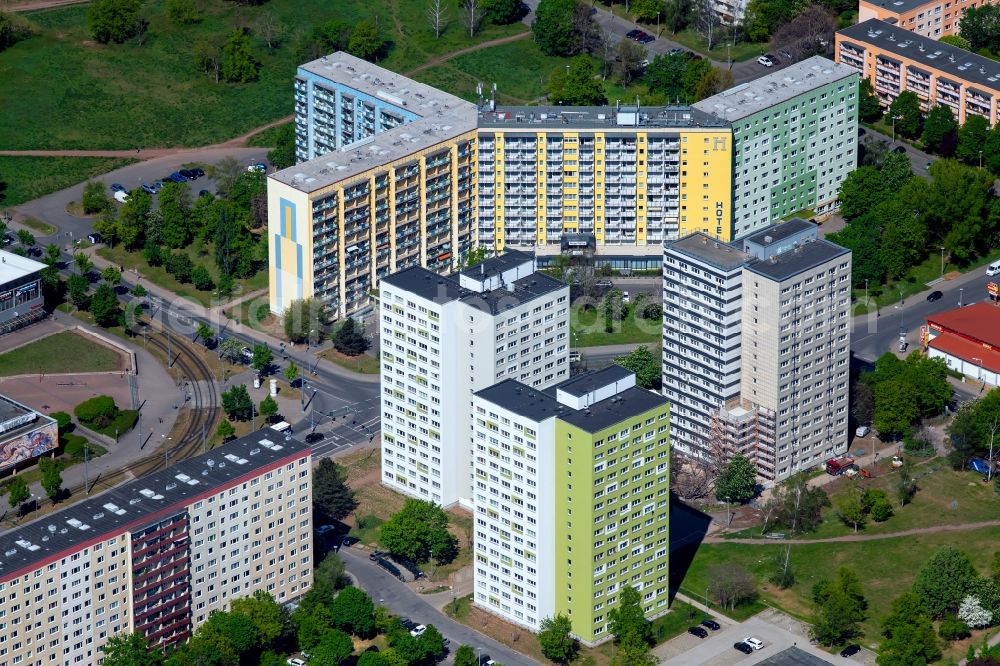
[339,546,539,666]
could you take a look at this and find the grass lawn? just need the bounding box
[571,302,662,347]
[851,246,1000,314]
[246,122,292,147]
[678,526,1000,644]
[0,330,125,376]
[20,218,58,236]
[2,0,526,150]
[664,29,765,62]
[0,156,137,206]
[224,295,277,333]
[319,348,380,374]
[98,243,268,308]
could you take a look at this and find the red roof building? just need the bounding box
[926,302,1000,386]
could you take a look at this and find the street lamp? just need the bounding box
[939,246,945,278]
[891,114,901,143]
[864,278,869,308]
[972,357,984,382]
[959,287,964,307]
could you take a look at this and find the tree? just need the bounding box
[833,486,867,532]
[693,0,720,49]
[166,0,200,24]
[90,283,121,327]
[221,31,259,83]
[482,0,523,23]
[194,35,225,82]
[166,252,194,283]
[16,229,34,247]
[547,55,607,105]
[878,592,941,665]
[330,586,376,637]
[159,182,192,249]
[940,33,970,49]
[40,458,62,502]
[219,337,245,363]
[873,379,919,438]
[837,166,888,220]
[645,53,690,102]
[896,457,916,508]
[889,91,923,139]
[959,595,994,629]
[912,545,979,618]
[196,611,260,662]
[230,590,287,648]
[0,11,36,53]
[314,458,358,521]
[922,104,959,156]
[117,186,151,250]
[348,20,383,60]
[959,4,1000,52]
[284,298,327,344]
[613,346,660,390]
[609,585,653,644]
[102,633,164,666]
[615,38,647,86]
[766,473,830,533]
[254,11,285,51]
[858,78,883,123]
[221,384,253,421]
[333,318,370,355]
[715,454,757,505]
[813,586,864,645]
[533,0,578,56]
[7,475,28,511]
[852,382,873,427]
[427,0,450,37]
[379,498,458,564]
[453,645,477,666]
[101,265,122,288]
[870,497,894,522]
[217,419,236,442]
[611,629,657,666]
[539,614,577,663]
[67,273,90,310]
[912,159,995,262]
[694,67,734,101]
[74,252,94,275]
[75,395,118,425]
[768,4,835,60]
[195,322,215,346]
[461,0,483,37]
[266,123,296,170]
[258,395,278,423]
[311,628,354,665]
[284,360,299,386]
[251,344,273,372]
[707,564,757,610]
[82,181,108,214]
[957,114,990,166]
[939,617,971,641]
[87,0,141,44]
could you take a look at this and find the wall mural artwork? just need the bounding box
[0,422,57,471]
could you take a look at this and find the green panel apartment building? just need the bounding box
[693,56,859,238]
[471,366,670,645]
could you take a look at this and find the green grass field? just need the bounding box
[1,1,526,150]
[246,121,293,148]
[0,156,137,206]
[0,330,125,376]
[571,302,662,347]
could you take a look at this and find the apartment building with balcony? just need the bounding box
[662,219,852,480]
[476,105,734,253]
[0,431,312,665]
[858,0,995,39]
[837,19,1000,124]
[471,366,670,644]
[693,57,859,238]
[661,233,746,459]
[378,251,569,508]
[269,53,479,319]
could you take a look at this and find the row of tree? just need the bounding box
[832,153,1000,286]
[854,352,952,440]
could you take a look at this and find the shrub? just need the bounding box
[74,395,118,427]
[939,617,971,641]
[166,252,194,283]
[870,498,895,522]
[191,265,214,291]
[62,434,107,461]
[81,181,107,214]
[49,411,72,433]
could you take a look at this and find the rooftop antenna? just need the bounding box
[635,95,640,127]
[490,83,497,112]
[476,81,484,108]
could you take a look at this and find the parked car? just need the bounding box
[477,655,492,666]
[778,48,793,59]
[374,556,404,580]
[734,642,754,654]
[2,234,13,246]
[26,246,42,257]
[625,29,641,39]
[640,59,650,68]
[114,190,130,204]
[596,279,613,288]
[394,556,424,579]
[169,171,188,183]
[840,644,861,657]
[622,290,631,304]
[304,432,324,444]
[198,189,213,198]
[341,535,359,546]
[969,458,992,475]
[369,550,386,562]
[287,659,307,666]
[192,167,205,177]
[315,524,337,535]
[701,619,721,631]
[855,425,870,438]
[399,617,418,631]
[410,624,427,637]
[110,183,126,193]
[668,47,685,55]
[247,162,267,173]
[638,32,654,43]
[141,182,157,195]
[87,233,103,244]
[927,290,943,302]
[757,55,774,67]
[893,145,906,153]
[744,637,764,650]
[179,169,198,180]
[687,626,708,638]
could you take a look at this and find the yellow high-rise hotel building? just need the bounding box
[268,52,734,319]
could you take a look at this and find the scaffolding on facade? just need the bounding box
[708,398,777,480]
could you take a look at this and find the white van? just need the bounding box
[987,260,1000,277]
[113,190,130,204]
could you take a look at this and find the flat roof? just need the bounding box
[271,52,478,194]
[555,365,633,397]
[380,260,566,315]
[666,232,748,271]
[0,250,46,285]
[745,239,849,281]
[861,0,937,15]
[928,302,1000,349]
[457,250,534,283]
[475,369,668,433]
[754,646,838,665]
[0,430,309,582]
[839,20,1000,93]
[478,105,727,130]
[741,218,816,247]
[692,56,858,122]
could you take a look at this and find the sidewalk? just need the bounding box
[82,246,378,386]
[0,314,183,519]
